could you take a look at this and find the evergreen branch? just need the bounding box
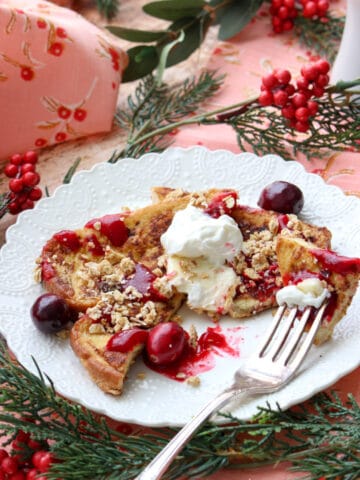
[112,70,225,161]
[96,0,119,19]
[111,75,360,163]
[294,14,345,63]
[1,340,360,479]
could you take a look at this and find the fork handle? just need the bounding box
[134,389,237,480]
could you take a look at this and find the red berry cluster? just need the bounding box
[3,151,42,215]
[258,60,330,132]
[270,0,297,34]
[0,430,57,480]
[270,0,329,33]
[300,0,329,18]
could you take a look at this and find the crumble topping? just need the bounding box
[189,192,208,208]
[152,276,174,298]
[186,376,201,387]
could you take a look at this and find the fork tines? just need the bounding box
[257,302,328,368]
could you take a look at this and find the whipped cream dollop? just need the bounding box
[161,205,243,312]
[276,277,329,309]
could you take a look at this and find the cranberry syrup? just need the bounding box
[310,248,360,275]
[144,325,243,381]
[53,230,81,251]
[106,328,149,352]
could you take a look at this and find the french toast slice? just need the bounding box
[70,316,140,395]
[39,188,232,395]
[151,187,332,319]
[276,236,360,345]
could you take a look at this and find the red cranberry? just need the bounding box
[257,180,304,214]
[146,322,187,366]
[30,293,76,333]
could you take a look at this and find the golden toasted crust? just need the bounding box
[276,236,360,344]
[70,316,142,395]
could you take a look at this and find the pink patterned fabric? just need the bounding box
[0,0,127,160]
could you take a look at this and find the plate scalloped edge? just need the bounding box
[1,146,360,427]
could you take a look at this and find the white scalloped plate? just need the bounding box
[1,147,360,427]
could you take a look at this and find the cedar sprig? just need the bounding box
[294,13,345,63]
[1,339,360,479]
[112,70,224,161]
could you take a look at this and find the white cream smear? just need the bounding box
[161,205,243,312]
[276,277,330,309]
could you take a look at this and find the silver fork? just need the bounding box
[135,301,328,480]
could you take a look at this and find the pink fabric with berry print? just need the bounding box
[0,0,128,160]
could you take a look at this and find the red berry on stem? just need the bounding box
[316,59,330,74]
[296,77,309,90]
[292,92,308,108]
[307,100,319,115]
[29,187,42,201]
[1,456,19,475]
[10,471,26,480]
[275,69,291,85]
[26,469,38,480]
[4,163,18,178]
[262,73,277,89]
[278,6,289,19]
[9,178,24,193]
[20,163,35,175]
[295,106,310,122]
[8,201,21,215]
[295,120,310,132]
[317,0,329,15]
[315,73,329,87]
[301,64,319,81]
[259,90,273,106]
[281,104,295,119]
[23,151,38,164]
[303,1,317,17]
[22,172,40,188]
[21,199,34,211]
[0,450,8,462]
[273,89,288,107]
[10,154,24,166]
[312,85,324,97]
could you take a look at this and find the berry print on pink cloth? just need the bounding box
[0,0,128,160]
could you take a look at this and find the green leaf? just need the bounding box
[164,15,211,67]
[143,0,206,21]
[106,26,168,43]
[216,0,263,40]
[122,46,159,82]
